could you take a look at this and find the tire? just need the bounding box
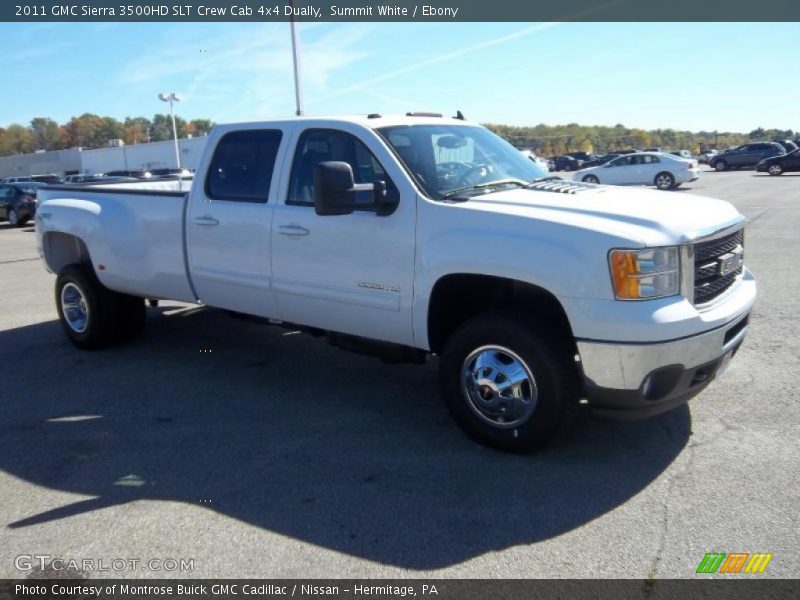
[439,311,578,453]
[768,164,783,176]
[582,175,599,184]
[714,160,728,172]
[654,172,675,190]
[7,208,22,227]
[55,264,145,349]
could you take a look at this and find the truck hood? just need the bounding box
[458,182,743,247]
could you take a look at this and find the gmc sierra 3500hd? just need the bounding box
[35,113,756,452]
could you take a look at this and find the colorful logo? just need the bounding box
[696,552,773,574]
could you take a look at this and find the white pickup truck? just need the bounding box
[35,113,756,452]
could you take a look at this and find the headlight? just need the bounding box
[609,247,680,300]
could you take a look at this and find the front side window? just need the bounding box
[287,128,397,208]
[205,129,283,202]
[376,124,547,199]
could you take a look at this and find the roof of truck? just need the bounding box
[216,113,474,131]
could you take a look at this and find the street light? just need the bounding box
[158,92,182,169]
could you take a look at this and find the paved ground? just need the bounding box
[1,167,798,579]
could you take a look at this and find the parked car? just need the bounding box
[698,149,718,164]
[671,150,693,159]
[29,173,63,184]
[103,169,152,179]
[566,151,594,162]
[580,153,620,168]
[708,142,785,171]
[150,168,193,178]
[519,150,550,172]
[610,149,638,155]
[756,148,800,175]
[550,155,583,171]
[773,140,798,153]
[574,152,699,190]
[0,176,33,183]
[643,147,663,152]
[0,182,45,226]
[35,114,755,453]
[64,174,100,184]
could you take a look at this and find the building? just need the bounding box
[0,136,209,178]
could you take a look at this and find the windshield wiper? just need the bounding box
[441,178,528,199]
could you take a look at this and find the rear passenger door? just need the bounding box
[186,128,286,318]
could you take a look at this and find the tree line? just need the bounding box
[0,114,214,157]
[484,123,797,157]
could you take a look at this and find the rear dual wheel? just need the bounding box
[56,264,145,349]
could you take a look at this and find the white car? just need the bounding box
[573,152,699,190]
[520,149,550,172]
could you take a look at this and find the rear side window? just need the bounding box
[206,129,283,202]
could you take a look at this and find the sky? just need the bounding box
[1,21,798,132]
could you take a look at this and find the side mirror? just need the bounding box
[313,161,362,216]
[313,161,397,217]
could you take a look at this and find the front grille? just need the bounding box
[693,229,744,304]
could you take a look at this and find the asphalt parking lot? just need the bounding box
[1,167,798,579]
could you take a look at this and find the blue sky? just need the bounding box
[1,21,798,132]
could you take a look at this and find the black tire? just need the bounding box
[55,264,145,349]
[714,160,728,172]
[439,311,578,453]
[768,164,783,176]
[654,171,675,190]
[582,175,599,184]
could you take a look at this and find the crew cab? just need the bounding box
[35,114,756,452]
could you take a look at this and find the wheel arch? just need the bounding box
[426,273,575,355]
[42,231,92,274]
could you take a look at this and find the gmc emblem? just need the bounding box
[718,248,744,276]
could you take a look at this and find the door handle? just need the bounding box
[278,224,310,237]
[194,215,219,227]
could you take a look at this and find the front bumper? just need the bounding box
[577,310,750,419]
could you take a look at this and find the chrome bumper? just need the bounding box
[578,311,750,391]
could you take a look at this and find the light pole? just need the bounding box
[158,92,182,169]
[289,1,304,116]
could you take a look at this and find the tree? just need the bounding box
[63,113,106,148]
[30,118,66,151]
[187,119,213,137]
[123,117,152,145]
[579,138,594,154]
[0,124,34,154]
[150,113,187,142]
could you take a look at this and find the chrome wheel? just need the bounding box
[768,164,782,175]
[714,161,727,172]
[7,209,18,226]
[583,175,599,184]
[61,282,89,333]
[655,173,674,189]
[462,345,538,428]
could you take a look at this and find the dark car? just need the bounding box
[29,173,63,184]
[0,182,45,227]
[103,169,152,179]
[773,140,799,153]
[566,151,594,162]
[580,153,620,168]
[708,142,785,171]
[757,148,800,176]
[149,168,192,178]
[550,155,583,171]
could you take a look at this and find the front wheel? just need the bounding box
[714,160,728,172]
[439,311,578,453]
[654,172,675,190]
[7,208,22,227]
[582,175,599,184]
[768,164,783,176]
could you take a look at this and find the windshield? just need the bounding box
[376,124,547,199]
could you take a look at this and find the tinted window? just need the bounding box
[206,129,283,202]
[287,128,396,208]
[641,155,661,164]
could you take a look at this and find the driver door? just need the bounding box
[271,126,417,346]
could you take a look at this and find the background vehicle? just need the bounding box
[709,142,785,171]
[550,155,583,171]
[29,174,63,184]
[0,176,33,183]
[671,150,693,159]
[566,151,594,162]
[103,169,152,179]
[757,148,800,175]
[0,182,44,226]
[580,153,620,168]
[519,150,551,172]
[698,149,718,164]
[773,139,798,153]
[150,168,193,178]
[574,152,699,189]
[35,115,755,453]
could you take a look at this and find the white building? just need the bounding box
[0,136,209,178]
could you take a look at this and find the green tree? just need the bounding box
[0,124,34,154]
[30,118,66,151]
[150,113,188,142]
